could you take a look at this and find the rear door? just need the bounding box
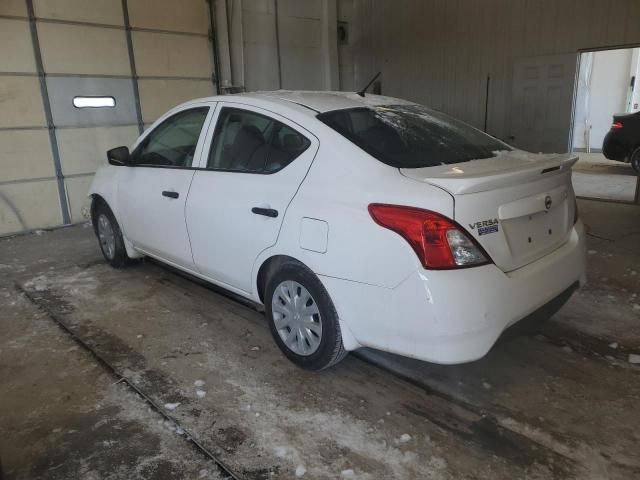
[118,104,212,268]
[186,103,318,293]
[511,54,577,153]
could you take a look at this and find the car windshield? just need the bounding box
[317,105,511,168]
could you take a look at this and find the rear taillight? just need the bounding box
[611,121,624,130]
[368,204,491,269]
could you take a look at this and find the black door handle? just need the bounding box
[162,191,179,199]
[251,207,278,218]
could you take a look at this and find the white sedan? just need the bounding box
[89,91,587,370]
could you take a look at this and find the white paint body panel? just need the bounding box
[89,92,587,365]
[186,102,319,293]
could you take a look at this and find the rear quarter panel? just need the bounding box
[253,126,455,291]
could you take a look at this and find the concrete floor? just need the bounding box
[1,199,639,479]
[573,153,638,202]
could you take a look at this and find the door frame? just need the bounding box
[569,42,640,205]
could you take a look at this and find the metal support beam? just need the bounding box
[207,0,222,95]
[274,0,283,89]
[121,0,145,134]
[25,0,71,225]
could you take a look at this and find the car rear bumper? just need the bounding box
[321,220,587,364]
[602,131,629,161]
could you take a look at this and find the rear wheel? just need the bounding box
[265,262,347,370]
[630,146,640,174]
[93,202,132,268]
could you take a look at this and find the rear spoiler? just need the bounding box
[400,152,578,195]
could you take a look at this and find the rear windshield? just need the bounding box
[317,105,510,168]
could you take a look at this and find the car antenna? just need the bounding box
[356,71,381,97]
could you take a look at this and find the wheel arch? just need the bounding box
[89,194,108,234]
[89,193,142,260]
[255,253,361,351]
[256,254,302,304]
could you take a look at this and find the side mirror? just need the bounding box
[107,146,130,166]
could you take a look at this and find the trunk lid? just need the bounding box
[400,150,578,272]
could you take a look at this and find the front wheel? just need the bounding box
[630,146,640,174]
[265,262,347,370]
[93,202,132,268]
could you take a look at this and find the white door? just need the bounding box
[510,54,578,153]
[118,105,212,268]
[186,103,318,293]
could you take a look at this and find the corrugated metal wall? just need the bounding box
[0,0,215,236]
[4,0,639,235]
[214,0,339,92]
[344,0,640,142]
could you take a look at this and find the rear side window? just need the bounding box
[207,107,310,173]
[317,105,510,168]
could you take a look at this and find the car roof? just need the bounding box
[186,90,415,116]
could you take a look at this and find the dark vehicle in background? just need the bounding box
[602,111,640,174]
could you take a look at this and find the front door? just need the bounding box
[186,103,318,293]
[118,105,211,268]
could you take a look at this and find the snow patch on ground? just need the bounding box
[221,371,447,479]
[23,269,101,301]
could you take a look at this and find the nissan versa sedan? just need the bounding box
[89,91,587,370]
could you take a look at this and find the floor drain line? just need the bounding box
[16,283,243,480]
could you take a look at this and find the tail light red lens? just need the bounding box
[611,122,624,130]
[368,204,491,269]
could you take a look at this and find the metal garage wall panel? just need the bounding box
[0,130,54,182]
[56,125,139,176]
[37,23,130,76]
[349,0,640,144]
[33,0,124,26]
[132,31,212,78]
[0,76,46,128]
[277,0,322,20]
[138,79,213,123]
[279,16,321,50]
[0,19,36,73]
[0,180,61,235]
[46,77,137,127]
[278,15,323,90]
[242,8,280,91]
[64,175,93,223]
[0,0,27,17]
[127,0,209,34]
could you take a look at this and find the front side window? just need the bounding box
[131,107,209,167]
[207,107,310,173]
[317,105,511,168]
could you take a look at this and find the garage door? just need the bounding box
[0,0,215,235]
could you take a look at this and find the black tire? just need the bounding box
[93,201,132,268]
[631,146,640,174]
[265,262,347,370]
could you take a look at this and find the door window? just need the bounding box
[131,107,209,167]
[207,107,310,173]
